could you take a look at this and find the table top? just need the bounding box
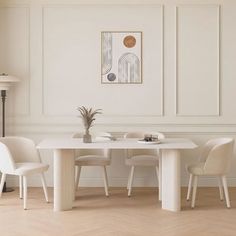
[37,138,197,150]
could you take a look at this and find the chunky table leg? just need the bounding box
[161,149,181,212]
[53,149,75,211]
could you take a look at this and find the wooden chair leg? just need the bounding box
[222,176,230,208]
[40,173,49,203]
[23,176,27,210]
[187,174,193,201]
[218,176,224,201]
[19,176,23,199]
[0,173,6,197]
[191,175,198,208]
[102,166,109,197]
[75,166,81,192]
[128,166,135,197]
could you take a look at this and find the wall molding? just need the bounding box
[8,122,236,135]
[175,4,221,117]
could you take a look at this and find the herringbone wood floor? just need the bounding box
[0,187,236,236]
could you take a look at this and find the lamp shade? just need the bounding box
[0,73,20,90]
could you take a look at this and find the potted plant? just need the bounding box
[77,106,102,143]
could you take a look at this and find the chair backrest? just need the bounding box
[124,132,165,157]
[199,138,224,162]
[0,142,16,173]
[203,138,234,175]
[72,132,111,158]
[0,137,40,163]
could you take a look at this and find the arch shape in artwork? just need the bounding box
[118,53,140,83]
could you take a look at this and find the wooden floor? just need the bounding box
[0,187,236,236]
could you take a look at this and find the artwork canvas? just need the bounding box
[101,31,142,84]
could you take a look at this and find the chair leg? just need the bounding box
[128,166,135,197]
[155,166,160,199]
[127,169,132,190]
[40,173,49,203]
[218,176,224,201]
[222,176,230,208]
[191,175,198,208]
[75,165,78,182]
[102,166,109,197]
[19,176,23,199]
[158,154,162,201]
[75,166,81,191]
[187,174,193,201]
[23,176,27,210]
[0,173,6,197]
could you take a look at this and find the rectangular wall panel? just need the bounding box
[176,5,220,116]
[42,5,163,117]
[0,7,30,116]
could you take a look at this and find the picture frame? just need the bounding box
[101,31,142,84]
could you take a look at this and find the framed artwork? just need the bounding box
[101,31,142,84]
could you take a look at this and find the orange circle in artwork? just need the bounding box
[123,35,136,48]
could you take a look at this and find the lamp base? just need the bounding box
[2,182,14,192]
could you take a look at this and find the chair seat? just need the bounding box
[186,162,205,175]
[125,155,159,166]
[14,162,49,176]
[75,155,111,166]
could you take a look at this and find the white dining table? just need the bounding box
[37,138,197,212]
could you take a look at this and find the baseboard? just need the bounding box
[5,175,236,188]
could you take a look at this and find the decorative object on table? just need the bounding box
[77,106,102,143]
[137,139,161,145]
[0,73,20,193]
[101,31,142,84]
[143,134,159,142]
[96,132,117,141]
[137,134,160,144]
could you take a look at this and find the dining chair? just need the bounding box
[72,132,112,196]
[0,136,49,210]
[124,132,165,197]
[186,137,234,208]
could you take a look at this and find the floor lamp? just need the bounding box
[0,73,20,192]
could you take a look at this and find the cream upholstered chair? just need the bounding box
[186,138,234,208]
[124,132,165,197]
[0,137,49,210]
[72,132,112,196]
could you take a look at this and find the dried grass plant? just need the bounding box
[77,106,102,134]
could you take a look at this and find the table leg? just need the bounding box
[161,149,181,212]
[53,149,75,211]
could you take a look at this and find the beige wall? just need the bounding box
[1,0,236,187]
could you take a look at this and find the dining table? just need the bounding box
[37,137,197,212]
